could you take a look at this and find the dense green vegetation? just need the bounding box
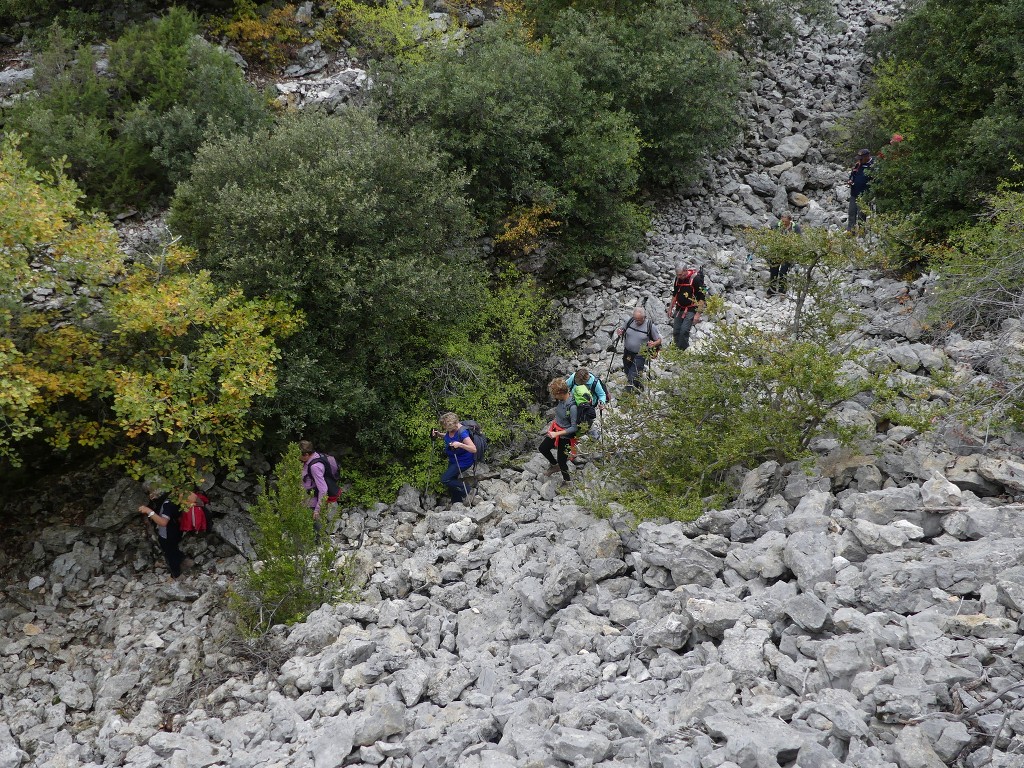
[374,18,646,276]
[169,109,555,493]
[854,0,1024,237]
[0,137,293,490]
[3,9,270,210]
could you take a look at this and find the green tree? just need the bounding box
[170,109,484,456]
[589,227,875,521]
[0,136,296,489]
[3,9,270,209]
[854,0,1024,236]
[230,443,350,633]
[373,17,647,276]
[548,2,741,188]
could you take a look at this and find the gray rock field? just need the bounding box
[2,1,1023,767]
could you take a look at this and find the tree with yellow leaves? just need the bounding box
[0,137,298,490]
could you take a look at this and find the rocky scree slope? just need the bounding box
[4,1,1024,767]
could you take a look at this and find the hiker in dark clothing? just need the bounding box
[666,266,706,350]
[432,412,477,505]
[847,148,873,232]
[539,378,579,482]
[138,483,189,581]
[616,308,662,393]
[768,213,802,296]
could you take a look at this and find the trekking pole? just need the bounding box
[603,322,622,389]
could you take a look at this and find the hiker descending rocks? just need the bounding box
[431,412,477,506]
[616,307,662,393]
[564,366,607,441]
[768,212,802,296]
[847,147,874,231]
[539,378,579,482]
[299,440,341,526]
[138,483,190,582]
[665,265,706,350]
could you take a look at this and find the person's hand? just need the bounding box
[138,505,150,515]
[694,313,702,324]
[615,328,624,337]
[313,510,320,520]
[647,340,658,348]
[598,403,606,411]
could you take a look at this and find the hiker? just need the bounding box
[432,412,477,506]
[300,440,340,526]
[847,148,874,232]
[665,266,706,350]
[564,365,606,447]
[616,307,662,393]
[179,490,209,536]
[539,378,579,482]
[138,483,190,582]
[768,213,802,296]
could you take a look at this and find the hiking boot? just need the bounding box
[543,464,561,477]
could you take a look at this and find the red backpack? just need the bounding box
[180,492,209,533]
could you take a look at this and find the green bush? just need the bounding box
[230,444,351,633]
[590,227,875,521]
[373,18,647,277]
[548,2,741,188]
[0,0,236,37]
[853,0,1024,237]
[172,109,550,481]
[928,188,1024,336]
[3,9,269,210]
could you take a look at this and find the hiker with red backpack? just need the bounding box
[666,265,706,350]
[138,482,192,582]
[299,440,341,527]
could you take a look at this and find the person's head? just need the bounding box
[548,378,569,400]
[856,148,871,163]
[298,439,315,461]
[632,307,646,323]
[675,265,695,279]
[575,367,590,383]
[141,480,164,500]
[780,212,793,228]
[439,412,459,432]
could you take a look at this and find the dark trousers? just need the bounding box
[441,462,470,502]
[623,351,647,393]
[158,534,185,578]
[768,262,792,294]
[539,435,571,480]
[672,309,697,350]
[847,197,866,231]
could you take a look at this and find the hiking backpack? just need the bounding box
[305,455,341,500]
[571,384,597,426]
[459,419,488,463]
[180,493,208,533]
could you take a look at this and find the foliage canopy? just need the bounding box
[0,136,295,489]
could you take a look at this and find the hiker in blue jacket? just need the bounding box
[432,412,477,506]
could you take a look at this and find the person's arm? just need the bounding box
[451,429,476,454]
[562,403,579,438]
[648,323,663,348]
[311,461,327,515]
[592,377,607,405]
[139,503,169,526]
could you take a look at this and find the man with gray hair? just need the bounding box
[615,307,662,394]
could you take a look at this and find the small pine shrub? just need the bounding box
[230,444,353,634]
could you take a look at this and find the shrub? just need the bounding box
[331,0,443,62]
[927,188,1024,337]
[171,109,484,459]
[589,227,876,521]
[208,0,305,69]
[0,136,296,488]
[853,0,1024,237]
[374,17,647,276]
[230,443,352,633]
[3,9,270,210]
[548,2,741,188]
